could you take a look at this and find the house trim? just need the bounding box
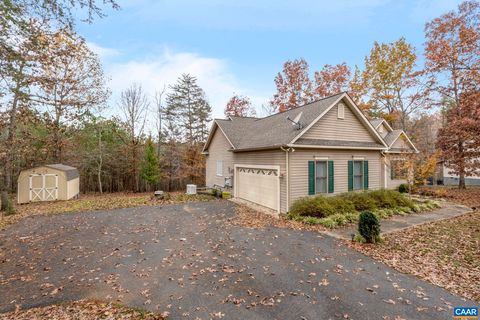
[287,144,387,150]
[202,121,236,153]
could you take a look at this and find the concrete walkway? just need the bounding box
[325,202,472,240]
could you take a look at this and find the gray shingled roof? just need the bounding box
[383,130,404,147]
[296,138,385,149]
[369,118,384,129]
[214,93,345,151]
[45,164,79,180]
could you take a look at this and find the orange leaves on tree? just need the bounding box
[270,58,313,113]
[224,94,256,117]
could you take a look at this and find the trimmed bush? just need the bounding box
[339,192,378,211]
[327,197,356,214]
[358,211,381,243]
[289,196,336,218]
[398,183,409,193]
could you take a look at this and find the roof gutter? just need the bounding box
[286,144,388,151]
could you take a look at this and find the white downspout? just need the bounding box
[281,146,291,212]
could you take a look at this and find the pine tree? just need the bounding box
[140,139,160,190]
[165,74,212,144]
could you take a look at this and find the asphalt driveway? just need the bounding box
[0,201,474,319]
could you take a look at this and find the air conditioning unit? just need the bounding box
[224,177,232,188]
[186,184,197,195]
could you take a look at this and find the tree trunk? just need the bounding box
[4,66,24,192]
[0,191,9,212]
[458,171,466,189]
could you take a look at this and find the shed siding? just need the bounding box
[233,150,287,213]
[205,127,234,188]
[302,102,377,142]
[67,177,80,199]
[289,149,382,208]
[17,167,68,203]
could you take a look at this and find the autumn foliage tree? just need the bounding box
[32,29,110,162]
[314,63,351,99]
[224,94,256,117]
[426,0,480,188]
[270,58,313,113]
[357,37,428,130]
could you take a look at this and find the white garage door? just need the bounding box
[235,165,280,212]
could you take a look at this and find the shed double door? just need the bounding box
[29,174,58,202]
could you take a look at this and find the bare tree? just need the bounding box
[118,83,149,192]
[153,86,166,159]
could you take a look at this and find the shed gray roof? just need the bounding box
[212,93,347,151]
[45,164,79,180]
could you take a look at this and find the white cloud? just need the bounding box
[87,41,120,58]
[98,46,268,124]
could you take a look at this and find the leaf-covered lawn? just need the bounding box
[349,211,480,301]
[0,192,215,230]
[0,299,165,320]
[415,186,480,209]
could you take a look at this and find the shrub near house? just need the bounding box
[288,189,439,228]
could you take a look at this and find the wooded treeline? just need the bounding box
[1,0,479,200]
[0,0,211,195]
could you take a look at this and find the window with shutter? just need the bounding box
[309,160,334,194]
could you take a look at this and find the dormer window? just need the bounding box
[337,103,345,119]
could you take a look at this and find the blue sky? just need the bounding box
[77,0,462,120]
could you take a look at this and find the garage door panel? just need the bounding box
[236,166,279,211]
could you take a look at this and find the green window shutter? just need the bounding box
[348,160,353,192]
[328,160,334,193]
[308,161,315,195]
[364,160,369,190]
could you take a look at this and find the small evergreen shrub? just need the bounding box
[398,184,409,193]
[4,203,16,216]
[358,211,381,243]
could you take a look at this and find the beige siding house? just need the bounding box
[203,92,417,214]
